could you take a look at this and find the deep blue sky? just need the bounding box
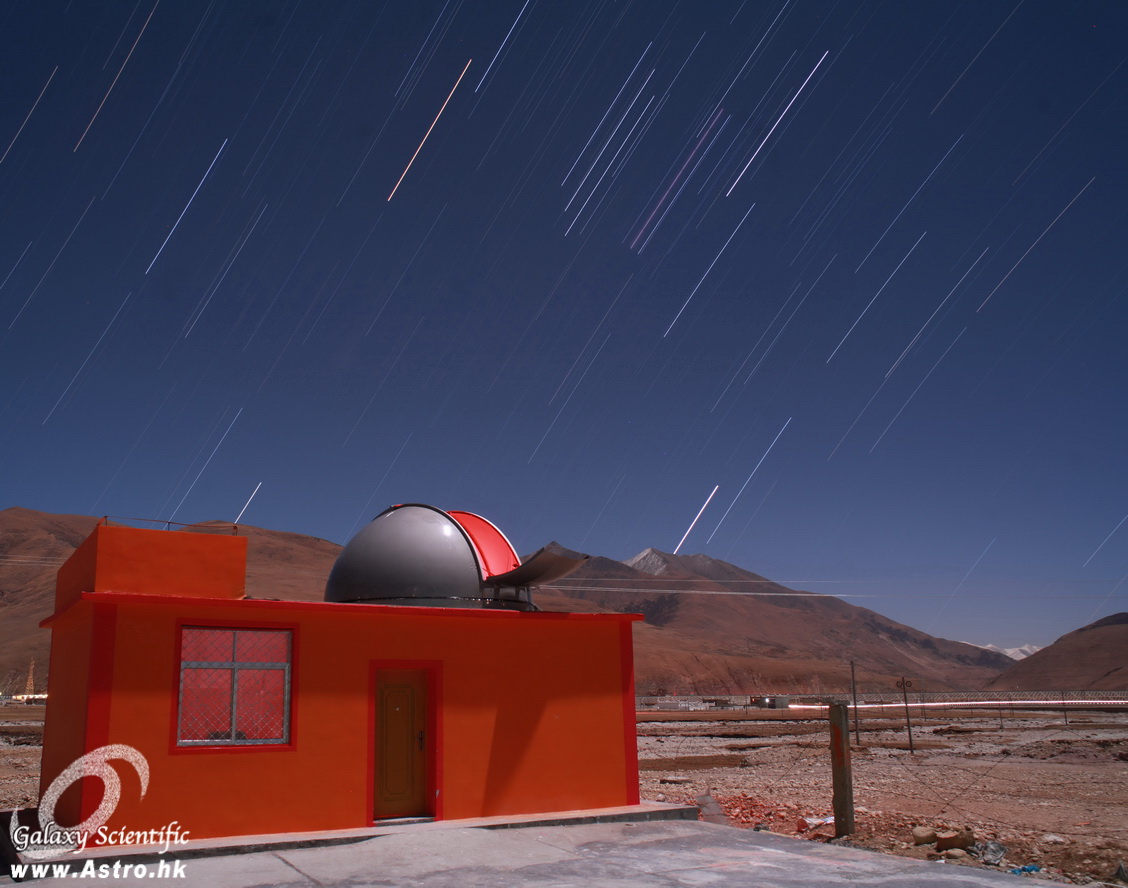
[2,1,1126,650]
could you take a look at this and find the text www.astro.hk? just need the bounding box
[9,858,187,879]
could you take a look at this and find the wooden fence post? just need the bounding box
[829,702,855,837]
[897,677,915,753]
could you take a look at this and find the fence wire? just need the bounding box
[177,627,291,745]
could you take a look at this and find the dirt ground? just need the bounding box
[639,706,1128,885]
[0,705,44,813]
[4,704,1127,884]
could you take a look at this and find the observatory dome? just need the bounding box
[324,503,588,610]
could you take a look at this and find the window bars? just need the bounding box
[177,627,291,746]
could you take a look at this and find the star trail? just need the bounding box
[1,1,1126,650]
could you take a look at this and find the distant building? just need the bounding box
[40,507,640,842]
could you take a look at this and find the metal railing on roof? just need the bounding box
[99,516,240,534]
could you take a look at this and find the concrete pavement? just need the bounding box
[3,818,1072,887]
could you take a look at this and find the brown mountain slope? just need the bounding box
[0,508,99,693]
[543,547,1014,692]
[984,613,1128,691]
[2,508,1012,696]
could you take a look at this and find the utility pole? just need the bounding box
[897,677,914,754]
[828,702,855,836]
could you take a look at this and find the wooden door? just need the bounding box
[375,669,429,819]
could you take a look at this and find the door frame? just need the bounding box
[367,660,442,823]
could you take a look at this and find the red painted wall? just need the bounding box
[53,524,246,614]
[40,526,640,843]
[38,603,94,825]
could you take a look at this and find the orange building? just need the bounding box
[39,507,640,843]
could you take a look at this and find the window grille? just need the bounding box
[177,627,291,746]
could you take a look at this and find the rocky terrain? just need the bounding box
[0,705,44,813]
[637,706,1128,885]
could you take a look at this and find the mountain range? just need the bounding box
[977,643,1041,660]
[1,507,1122,694]
[985,613,1128,691]
[536,546,1014,693]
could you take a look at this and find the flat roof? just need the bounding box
[41,591,642,627]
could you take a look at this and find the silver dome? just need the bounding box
[325,504,535,610]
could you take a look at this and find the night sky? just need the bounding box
[2,1,1126,650]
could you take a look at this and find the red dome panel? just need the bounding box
[447,510,520,580]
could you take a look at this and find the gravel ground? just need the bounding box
[0,705,43,812]
[639,710,1128,885]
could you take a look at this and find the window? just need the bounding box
[176,627,292,746]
